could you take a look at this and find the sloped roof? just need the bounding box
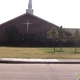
[0,13,59,28]
[65,28,80,34]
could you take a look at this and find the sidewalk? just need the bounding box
[0,58,80,64]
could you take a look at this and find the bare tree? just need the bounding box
[71,29,80,53]
[47,27,58,52]
[58,26,65,51]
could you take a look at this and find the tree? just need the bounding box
[71,29,80,53]
[58,26,65,51]
[47,27,58,52]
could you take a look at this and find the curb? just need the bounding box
[0,59,80,64]
[0,61,80,64]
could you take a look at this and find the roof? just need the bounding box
[0,13,59,28]
[65,28,80,34]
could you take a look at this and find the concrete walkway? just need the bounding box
[0,58,80,64]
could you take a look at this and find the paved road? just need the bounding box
[0,64,80,80]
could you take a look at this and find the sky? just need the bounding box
[0,0,80,28]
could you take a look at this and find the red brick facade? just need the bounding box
[0,13,58,41]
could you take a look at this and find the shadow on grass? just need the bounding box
[47,51,55,53]
[47,50,64,53]
[55,50,64,52]
[72,52,80,54]
[0,45,57,48]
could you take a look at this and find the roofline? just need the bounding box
[0,13,59,28]
[64,28,80,29]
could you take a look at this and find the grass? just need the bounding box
[0,47,80,59]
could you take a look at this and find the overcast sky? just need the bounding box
[0,0,80,28]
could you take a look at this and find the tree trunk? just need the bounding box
[60,41,62,52]
[53,40,55,52]
[75,40,77,53]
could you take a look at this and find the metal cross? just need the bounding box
[23,20,32,33]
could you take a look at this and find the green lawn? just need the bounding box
[0,47,80,59]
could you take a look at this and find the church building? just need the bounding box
[0,0,59,46]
